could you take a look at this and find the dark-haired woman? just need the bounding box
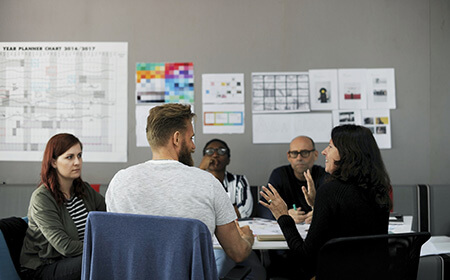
[21,133,106,280]
[260,125,392,280]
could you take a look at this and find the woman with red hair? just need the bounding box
[20,133,106,280]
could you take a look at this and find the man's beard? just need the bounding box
[178,140,194,166]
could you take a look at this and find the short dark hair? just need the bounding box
[146,103,195,148]
[331,124,392,211]
[202,138,230,157]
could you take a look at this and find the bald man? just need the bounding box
[267,136,328,224]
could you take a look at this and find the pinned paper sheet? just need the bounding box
[338,69,368,109]
[202,73,244,104]
[252,113,332,144]
[361,109,392,149]
[252,72,310,113]
[202,73,245,134]
[0,42,128,162]
[136,104,195,147]
[136,62,194,104]
[135,104,160,147]
[203,104,245,134]
[332,110,362,127]
[309,69,339,111]
[366,68,396,109]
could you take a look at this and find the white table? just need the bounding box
[421,236,450,256]
[213,216,413,250]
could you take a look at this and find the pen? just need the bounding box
[293,204,297,211]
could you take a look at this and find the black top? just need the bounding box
[277,179,390,279]
[0,217,28,273]
[268,164,328,213]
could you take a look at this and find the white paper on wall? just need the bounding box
[252,72,310,113]
[202,103,245,134]
[136,104,160,147]
[332,110,362,127]
[202,73,244,104]
[0,42,128,162]
[252,113,332,144]
[366,68,396,109]
[338,69,368,110]
[309,69,339,111]
[361,109,392,149]
[202,73,245,134]
[136,103,196,147]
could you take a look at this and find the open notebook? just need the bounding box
[257,234,285,241]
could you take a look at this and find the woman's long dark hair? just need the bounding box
[40,133,85,205]
[331,125,392,211]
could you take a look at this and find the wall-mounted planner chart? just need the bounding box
[0,42,128,162]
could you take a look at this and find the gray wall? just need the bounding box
[430,0,450,182]
[0,0,449,194]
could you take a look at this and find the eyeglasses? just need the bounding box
[204,147,228,156]
[288,149,315,158]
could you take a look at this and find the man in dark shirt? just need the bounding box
[264,136,328,280]
[268,136,327,223]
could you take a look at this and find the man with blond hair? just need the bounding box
[106,103,254,267]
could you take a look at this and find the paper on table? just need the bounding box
[389,214,404,223]
[420,236,450,256]
[212,217,310,246]
[388,216,413,233]
[239,218,310,240]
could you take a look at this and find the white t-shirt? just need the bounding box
[106,160,236,236]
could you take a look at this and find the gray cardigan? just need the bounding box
[20,183,106,270]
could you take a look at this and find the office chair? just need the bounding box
[0,216,28,280]
[81,212,250,280]
[316,231,431,280]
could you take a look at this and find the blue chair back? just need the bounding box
[82,212,218,280]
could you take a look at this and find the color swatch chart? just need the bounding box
[136,62,194,104]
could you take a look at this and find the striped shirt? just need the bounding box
[65,196,88,241]
[223,171,253,218]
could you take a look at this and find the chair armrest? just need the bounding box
[221,265,251,280]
